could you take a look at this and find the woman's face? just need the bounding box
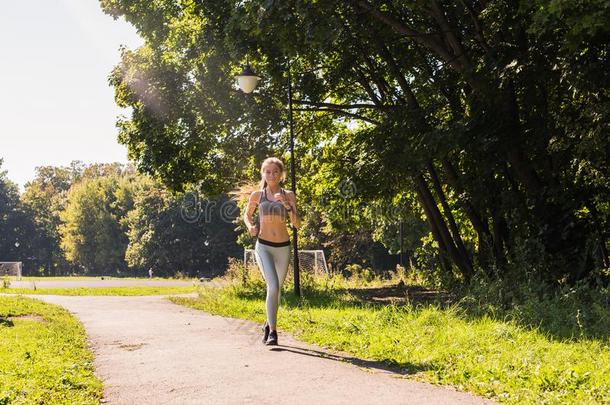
[262,163,282,186]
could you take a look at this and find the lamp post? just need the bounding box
[236,62,301,297]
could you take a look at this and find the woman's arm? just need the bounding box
[244,191,261,236]
[285,191,301,229]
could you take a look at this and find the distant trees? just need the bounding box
[59,175,134,275]
[0,159,35,264]
[0,161,240,277]
[20,164,81,275]
[125,177,240,277]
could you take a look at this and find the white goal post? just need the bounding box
[244,249,329,275]
[0,262,23,279]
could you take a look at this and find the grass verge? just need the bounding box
[0,296,102,404]
[172,278,610,404]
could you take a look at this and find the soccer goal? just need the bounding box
[244,249,329,275]
[0,262,23,279]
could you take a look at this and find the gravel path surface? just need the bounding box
[34,295,495,405]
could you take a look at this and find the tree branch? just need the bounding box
[350,0,488,93]
[292,100,395,110]
[353,67,382,105]
[376,41,419,109]
[428,0,473,72]
[350,0,456,68]
[293,107,380,125]
[458,0,490,52]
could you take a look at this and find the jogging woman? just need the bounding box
[243,157,301,345]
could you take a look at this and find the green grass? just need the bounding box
[172,279,610,404]
[1,286,200,296]
[0,296,103,404]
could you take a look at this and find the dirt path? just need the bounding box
[34,295,494,405]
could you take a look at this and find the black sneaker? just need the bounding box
[265,330,278,346]
[262,322,270,344]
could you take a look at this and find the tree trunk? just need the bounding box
[441,158,494,256]
[427,161,472,267]
[601,240,610,269]
[501,83,544,196]
[490,208,507,269]
[413,179,452,274]
[414,174,473,280]
[585,202,610,269]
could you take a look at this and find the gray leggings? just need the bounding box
[254,240,290,329]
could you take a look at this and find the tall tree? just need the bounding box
[59,175,135,275]
[0,159,37,271]
[102,0,610,285]
[21,165,81,275]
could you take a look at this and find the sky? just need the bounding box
[0,0,143,190]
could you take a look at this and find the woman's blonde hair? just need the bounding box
[231,157,286,203]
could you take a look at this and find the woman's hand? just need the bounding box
[248,224,259,236]
[274,193,292,210]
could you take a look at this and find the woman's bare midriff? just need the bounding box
[258,217,290,243]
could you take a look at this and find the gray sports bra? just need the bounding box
[258,187,289,220]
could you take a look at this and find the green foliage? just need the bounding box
[13,162,135,276]
[20,163,83,275]
[458,269,610,340]
[3,160,242,278]
[101,0,610,287]
[102,0,280,194]
[59,175,135,275]
[124,177,241,277]
[0,159,36,265]
[343,264,376,283]
[224,257,254,287]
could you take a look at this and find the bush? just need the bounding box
[224,257,263,286]
[458,268,610,339]
[342,264,377,283]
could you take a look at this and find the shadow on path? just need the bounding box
[270,344,431,376]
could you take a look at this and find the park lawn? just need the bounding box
[0,296,102,404]
[1,286,200,296]
[172,281,610,404]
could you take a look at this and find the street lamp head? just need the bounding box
[236,64,260,93]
